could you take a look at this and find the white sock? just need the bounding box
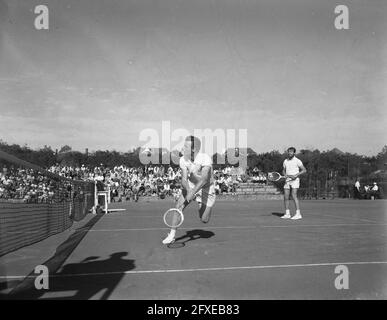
[169,229,176,237]
[285,209,290,215]
[296,210,301,215]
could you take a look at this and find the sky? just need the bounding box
[0,0,386,155]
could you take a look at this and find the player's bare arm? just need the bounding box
[284,164,306,180]
[176,166,190,210]
[283,167,292,180]
[288,164,307,180]
[180,166,190,192]
[185,165,211,202]
[295,164,307,179]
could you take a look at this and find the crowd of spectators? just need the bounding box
[0,166,60,203]
[0,164,269,203]
[214,166,245,195]
[96,165,183,202]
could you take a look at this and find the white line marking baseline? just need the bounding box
[86,223,386,232]
[309,212,382,224]
[6,223,384,234]
[2,261,387,279]
[104,212,385,224]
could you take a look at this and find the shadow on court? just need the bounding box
[4,252,135,300]
[44,252,135,300]
[272,212,285,218]
[168,229,215,249]
[3,213,132,300]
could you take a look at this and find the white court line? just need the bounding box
[10,222,383,235]
[87,223,386,232]
[104,215,164,218]
[104,212,384,223]
[307,211,383,224]
[4,222,385,234]
[2,261,387,279]
[88,226,256,232]
[261,223,387,228]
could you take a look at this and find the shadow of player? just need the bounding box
[47,251,135,300]
[8,252,135,300]
[272,212,286,218]
[168,229,215,248]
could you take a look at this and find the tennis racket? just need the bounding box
[163,208,184,228]
[267,172,286,182]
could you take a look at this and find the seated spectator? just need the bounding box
[363,185,371,199]
[214,181,220,195]
[217,175,225,193]
[225,175,233,193]
[164,180,171,196]
[371,182,379,199]
[172,188,181,202]
[354,179,361,199]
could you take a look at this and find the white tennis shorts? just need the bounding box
[193,184,216,208]
[284,178,300,189]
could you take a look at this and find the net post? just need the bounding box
[69,188,73,218]
[104,193,108,213]
[92,180,98,214]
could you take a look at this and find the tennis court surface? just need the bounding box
[1,199,386,299]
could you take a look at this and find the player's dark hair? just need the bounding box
[185,135,201,151]
[287,147,296,153]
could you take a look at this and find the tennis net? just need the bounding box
[0,150,95,257]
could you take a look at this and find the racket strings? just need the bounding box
[164,209,183,228]
[268,172,281,181]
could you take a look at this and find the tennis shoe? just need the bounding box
[291,213,302,220]
[162,232,176,245]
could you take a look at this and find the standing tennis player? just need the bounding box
[282,147,307,220]
[162,135,216,244]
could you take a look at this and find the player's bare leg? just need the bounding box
[162,190,190,244]
[290,188,302,220]
[282,188,291,219]
[198,203,213,223]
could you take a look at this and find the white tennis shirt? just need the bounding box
[283,156,304,176]
[179,153,214,188]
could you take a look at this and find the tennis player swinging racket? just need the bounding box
[162,135,216,245]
